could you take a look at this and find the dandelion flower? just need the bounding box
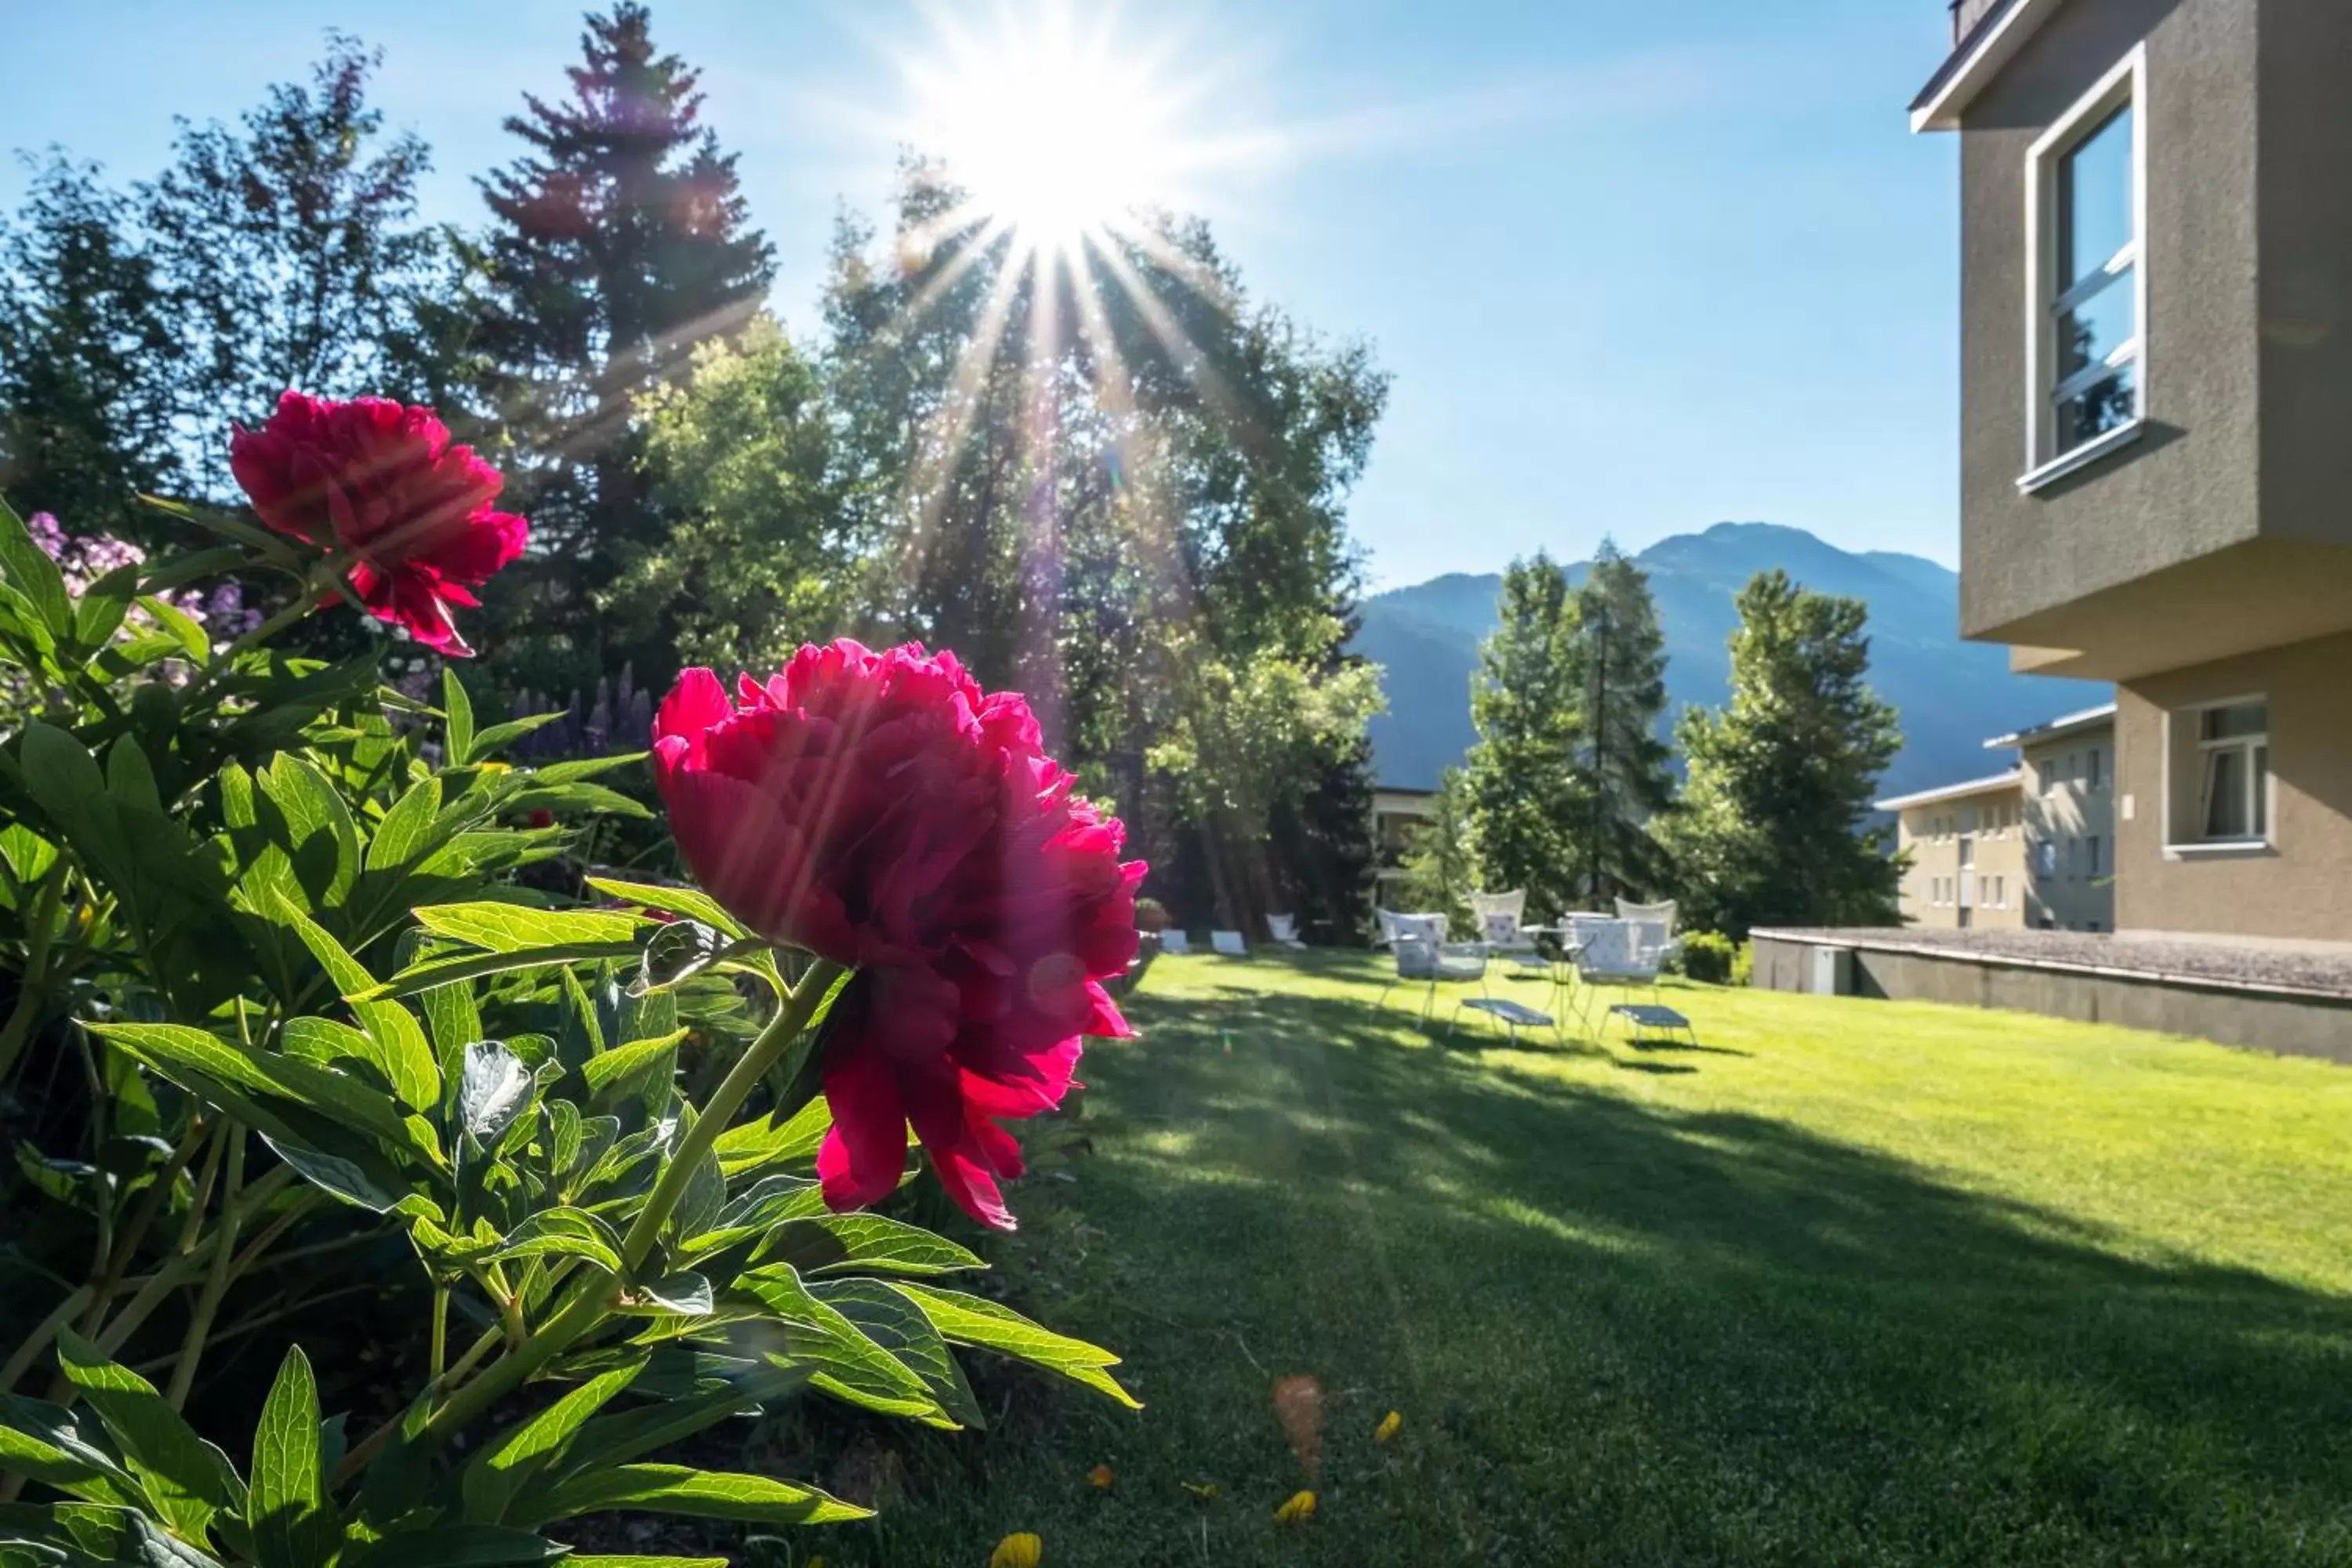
[1087,1463,1116,1490]
[1374,1410,1403,1443]
[990,1532,1044,1568]
[1274,1490,1316,1525]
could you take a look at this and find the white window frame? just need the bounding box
[2161,693,2275,855]
[2020,45,2148,492]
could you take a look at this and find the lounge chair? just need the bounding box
[1210,930,1248,957]
[1267,913,1308,951]
[1563,919,1673,1038]
[1157,929,1191,956]
[1614,898,1682,966]
[1471,891,1549,975]
[1377,925,1489,1024]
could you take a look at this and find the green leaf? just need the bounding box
[272,894,439,1112]
[480,1208,622,1275]
[103,738,162,816]
[503,782,652,820]
[582,878,751,941]
[542,1366,802,1494]
[277,1017,376,1071]
[443,667,475,768]
[510,1464,867,1529]
[459,1041,534,1145]
[92,1023,423,1167]
[347,1526,568,1566]
[54,1333,241,1545]
[415,902,647,953]
[769,1214,987,1279]
[737,1266,948,1425]
[248,1346,334,1568]
[139,594,212,663]
[625,1273,713,1317]
[563,1556,729,1567]
[122,1512,230,1567]
[363,775,444,873]
[257,754,361,910]
[631,922,729,995]
[463,712,567,760]
[259,1134,404,1214]
[815,1278,985,1429]
[0,495,72,637]
[579,1031,687,1112]
[712,1098,831,1179]
[884,1283,1142,1408]
[365,941,643,1002]
[18,724,107,829]
[74,562,140,654]
[419,977,485,1070]
[462,1362,643,1527]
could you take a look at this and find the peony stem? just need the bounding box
[617,960,844,1276]
[400,959,844,1465]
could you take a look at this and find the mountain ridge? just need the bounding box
[1351,523,2106,801]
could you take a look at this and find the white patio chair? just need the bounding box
[1210,929,1248,957]
[1266,913,1308,951]
[1564,919,1666,1037]
[1475,906,1550,975]
[1157,929,1191,956]
[1376,909,1455,946]
[1377,929,1489,1024]
[1615,898,1682,966]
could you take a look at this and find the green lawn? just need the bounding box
[804,953,2352,1566]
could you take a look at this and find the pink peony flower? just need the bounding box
[651,641,1144,1229]
[229,392,527,657]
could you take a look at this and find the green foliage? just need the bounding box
[0,487,1132,1564]
[1661,569,1904,938]
[1462,553,1584,918]
[474,2,778,695]
[1675,930,1740,985]
[1394,768,1475,936]
[1570,543,1676,903]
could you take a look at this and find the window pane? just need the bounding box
[2057,361,2138,451]
[2204,747,2248,839]
[2201,702,2267,741]
[2253,743,2270,837]
[2060,104,2133,291]
[2058,267,2136,382]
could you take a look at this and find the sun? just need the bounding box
[902,3,1192,249]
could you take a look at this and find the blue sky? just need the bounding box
[0,0,1961,588]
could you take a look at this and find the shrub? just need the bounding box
[1679,930,1741,985]
[1134,895,1170,933]
[0,399,1138,1563]
[1732,939,1755,987]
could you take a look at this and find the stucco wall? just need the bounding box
[2114,630,2352,941]
[1958,0,2263,642]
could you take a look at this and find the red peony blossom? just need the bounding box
[652,641,1145,1229]
[230,391,528,657]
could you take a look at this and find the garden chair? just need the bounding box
[1564,919,1676,1039]
[1376,909,1455,946]
[1266,913,1308,951]
[1472,894,1549,976]
[1376,926,1489,1025]
[1615,898,1682,967]
[1158,929,1191,956]
[1210,929,1248,957]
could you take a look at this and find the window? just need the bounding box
[2196,701,2269,842]
[2086,835,2101,876]
[2037,840,2057,877]
[2065,752,2078,786]
[2087,747,2103,789]
[2026,51,2144,481]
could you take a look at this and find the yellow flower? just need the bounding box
[990,1532,1044,1568]
[1087,1463,1116,1490]
[1374,1410,1403,1443]
[1274,1490,1316,1525]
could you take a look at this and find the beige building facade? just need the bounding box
[1883,773,2031,930]
[1913,0,2352,943]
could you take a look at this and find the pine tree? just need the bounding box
[1662,568,1903,936]
[1567,541,1676,903]
[1461,552,1586,919]
[477,2,775,690]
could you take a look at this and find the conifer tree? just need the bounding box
[1461,552,1585,918]
[1567,540,1676,903]
[477,2,775,688]
[1663,568,1903,935]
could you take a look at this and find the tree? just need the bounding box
[139,34,446,494]
[1661,568,1904,936]
[476,2,776,690]
[1396,767,1477,938]
[0,157,182,543]
[1461,552,1584,919]
[822,159,1386,931]
[1568,540,1676,903]
[612,312,844,673]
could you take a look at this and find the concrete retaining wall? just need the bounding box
[1751,935,2352,1064]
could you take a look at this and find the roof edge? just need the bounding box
[1874,769,2024,812]
[1911,0,2062,132]
[1984,701,2119,750]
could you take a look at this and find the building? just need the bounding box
[1986,703,2117,931]
[1878,704,2115,931]
[1912,0,2352,943]
[1881,771,2028,929]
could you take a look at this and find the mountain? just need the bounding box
[1352,522,2107,800]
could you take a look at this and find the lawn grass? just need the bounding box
[801,953,2352,1566]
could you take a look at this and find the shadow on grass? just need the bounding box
[826,960,2352,1566]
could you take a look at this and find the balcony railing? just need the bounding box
[1951,0,2006,47]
